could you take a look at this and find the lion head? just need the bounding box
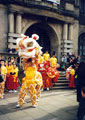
[16,34,42,59]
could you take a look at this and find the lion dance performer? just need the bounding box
[47,53,60,88]
[38,55,50,91]
[0,60,7,99]
[16,34,42,108]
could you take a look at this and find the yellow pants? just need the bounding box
[0,82,5,99]
[18,72,42,106]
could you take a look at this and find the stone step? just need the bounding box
[57,80,69,83]
[50,86,69,90]
[59,71,66,74]
[59,73,66,75]
[53,82,69,86]
[52,71,69,89]
[58,77,67,80]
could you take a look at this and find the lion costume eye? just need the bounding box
[27,42,33,47]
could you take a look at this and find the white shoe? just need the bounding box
[13,90,17,93]
[47,88,49,91]
[9,90,13,93]
[16,104,20,108]
[32,104,37,108]
[36,97,39,102]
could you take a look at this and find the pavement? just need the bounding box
[0,89,78,120]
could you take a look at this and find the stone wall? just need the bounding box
[73,20,79,56]
[79,25,85,35]
[0,4,8,52]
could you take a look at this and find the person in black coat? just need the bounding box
[77,87,85,120]
[77,61,85,102]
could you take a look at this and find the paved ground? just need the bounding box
[0,89,78,120]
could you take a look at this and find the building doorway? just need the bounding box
[25,23,51,54]
[78,33,85,60]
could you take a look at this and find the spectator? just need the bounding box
[69,65,75,88]
[61,55,67,71]
[11,63,19,93]
[6,61,13,92]
[77,87,85,120]
[77,62,85,102]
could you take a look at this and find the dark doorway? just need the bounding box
[25,23,51,54]
[78,33,85,60]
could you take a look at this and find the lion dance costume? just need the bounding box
[16,34,42,108]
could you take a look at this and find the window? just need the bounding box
[78,33,85,59]
[80,0,85,14]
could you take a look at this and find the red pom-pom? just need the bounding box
[33,36,37,40]
[23,36,27,40]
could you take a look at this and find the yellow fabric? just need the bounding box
[25,67,36,80]
[43,53,50,62]
[50,57,57,67]
[75,75,77,79]
[70,69,75,75]
[6,65,13,74]
[1,66,7,75]
[38,56,44,64]
[18,71,42,106]
[0,82,5,99]
[11,67,19,82]
[12,67,18,77]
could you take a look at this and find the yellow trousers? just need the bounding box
[0,82,5,99]
[18,72,42,106]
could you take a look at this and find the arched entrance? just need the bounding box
[25,22,58,55]
[78,33,85,59]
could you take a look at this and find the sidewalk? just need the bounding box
[0,89,78,120]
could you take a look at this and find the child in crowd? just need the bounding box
[6,61,13,92]
[77,87,85,120]
[66,66,72,79]
[11,63,19,92]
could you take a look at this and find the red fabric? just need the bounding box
[6,74,14,90]
[46,67,60,88]
[13,76,20,90]
[41,72,50,88]
[6,75,20,90]
[13,82,20,90]
[38,62,59,88]
[69,75,75,88]
[38,61,50,89]
[48,77,53,88]
[53,75,59,83]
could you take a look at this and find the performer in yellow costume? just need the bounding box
[16,34,42,108]
[0,60,7,99]
[43,50,50,62]
[50,56,57,68]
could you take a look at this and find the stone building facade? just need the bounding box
[0,0,83,61]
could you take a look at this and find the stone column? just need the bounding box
[63,23,68,40]
[69,24,73,40]
[16,13,22,34]
[8,12,14,33]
